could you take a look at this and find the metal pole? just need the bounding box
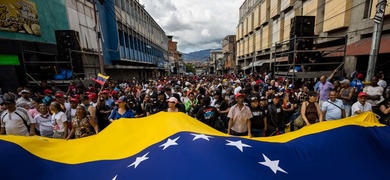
[366,0,387,82]
[94,0,105,74]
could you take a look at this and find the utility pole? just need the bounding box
[94,0,105,75]
[366,0,387,82]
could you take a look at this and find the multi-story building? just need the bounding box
[0,0,99,92]
[210,50,224,75]
[98,0,168,79]
[167,35,185,75]
[221,35,237,74]
[237,0,390,78]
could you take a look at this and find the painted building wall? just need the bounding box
[0,0,69,44]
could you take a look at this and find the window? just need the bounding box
[363,0,372,19]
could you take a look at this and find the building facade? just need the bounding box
[0,0,70,92]
[98,0,168,79]
[221,35,237,74]
[237,0,390,78]
[210,50,224,75]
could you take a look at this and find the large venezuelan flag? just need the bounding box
[92,73,109,86]
[0,112,389,179]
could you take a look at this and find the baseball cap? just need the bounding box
[340,79,350,85]
[273,94,281,98]
[72,94,81,99]
[249,95,259,102]
[44,89,52,94]
[69,98,79,103]
[358,92,368,97]
[168,97,178,103]
[21,89,30,94]
[260,96,267,101]
[115,96,126,103]
[2,98,15,104]
[111,90,118,95]
[235,93,245,98]
[357,73,364,79]
[88,93,98,100]
[55,92,64,98]
[101,90,110,94]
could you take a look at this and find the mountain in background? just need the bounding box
[182,48,222,61]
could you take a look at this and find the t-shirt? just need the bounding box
[1,107,35,136]
[51,111,67,133]
[250,106,266,130]
[196,106,219,127]
[321,99,344,120]
[34,114,53,137]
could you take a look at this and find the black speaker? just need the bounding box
[290,16,315,37]
[55,30,84,77]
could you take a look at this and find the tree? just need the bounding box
[185,63,196,74]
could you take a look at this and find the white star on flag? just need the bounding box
[127,152,149,169]
[259,153,288,174]
[226,140,251,152]
[191,133,213,141]
[159,136,180,150]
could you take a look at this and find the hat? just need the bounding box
[69,98,79,103]
[249,96,259,102]
[235,79,241,84]
[101,90,110,94]
[72,94,81,99]
[16,101,29,108]
[88,93,97,100]
[235,93,245,98]
[273,94,281,98]
[55,92,64,98]
[44,89,52,94]
[358,92,368,97]
[260,96,267,101]
[288,84,295,89]
[357,73,364,79]
[2,98,15,104]
[21,89,30,94]
[168,97,178,103]
[340,79,350,85]
[111,90,118,95]
[115,96,126,103]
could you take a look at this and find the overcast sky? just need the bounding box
[139,0,243,53]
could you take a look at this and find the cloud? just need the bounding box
[139,0,242,53]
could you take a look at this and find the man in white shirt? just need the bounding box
[233,80,242,95]
[351,92,372,116]
[321,90,345,120]
[0,97,35,136]
[363,76,384,115]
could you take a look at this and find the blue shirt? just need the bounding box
[319,81,334,101]
[350,79,363,92]
[109,108,135,120]
[321,99,344,120]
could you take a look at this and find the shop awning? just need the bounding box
[346,34,390,56]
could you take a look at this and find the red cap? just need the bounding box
[44,89,52,94]
[235,93,245,98]
[357,73,364,79]
[88,93,97,100]
[101,90,110,94]
[111,90,118,95]
[72,94,81,99]
[69,98,79,103]
[358,92,368,97]
[55,92,64,98]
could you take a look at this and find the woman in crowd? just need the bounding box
[66,105,98,140]
[172,93,186,113]
[166,97,179,112]
[96,95,111,130]
[301,91,323,126]
[50,102,68,139]
[34,104,53,138]
[108,97,135,122]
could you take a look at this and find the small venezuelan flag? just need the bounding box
[92,73,109,86]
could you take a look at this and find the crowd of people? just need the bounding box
[1,70,389,139]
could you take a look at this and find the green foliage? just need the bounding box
[185,63,196,73]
